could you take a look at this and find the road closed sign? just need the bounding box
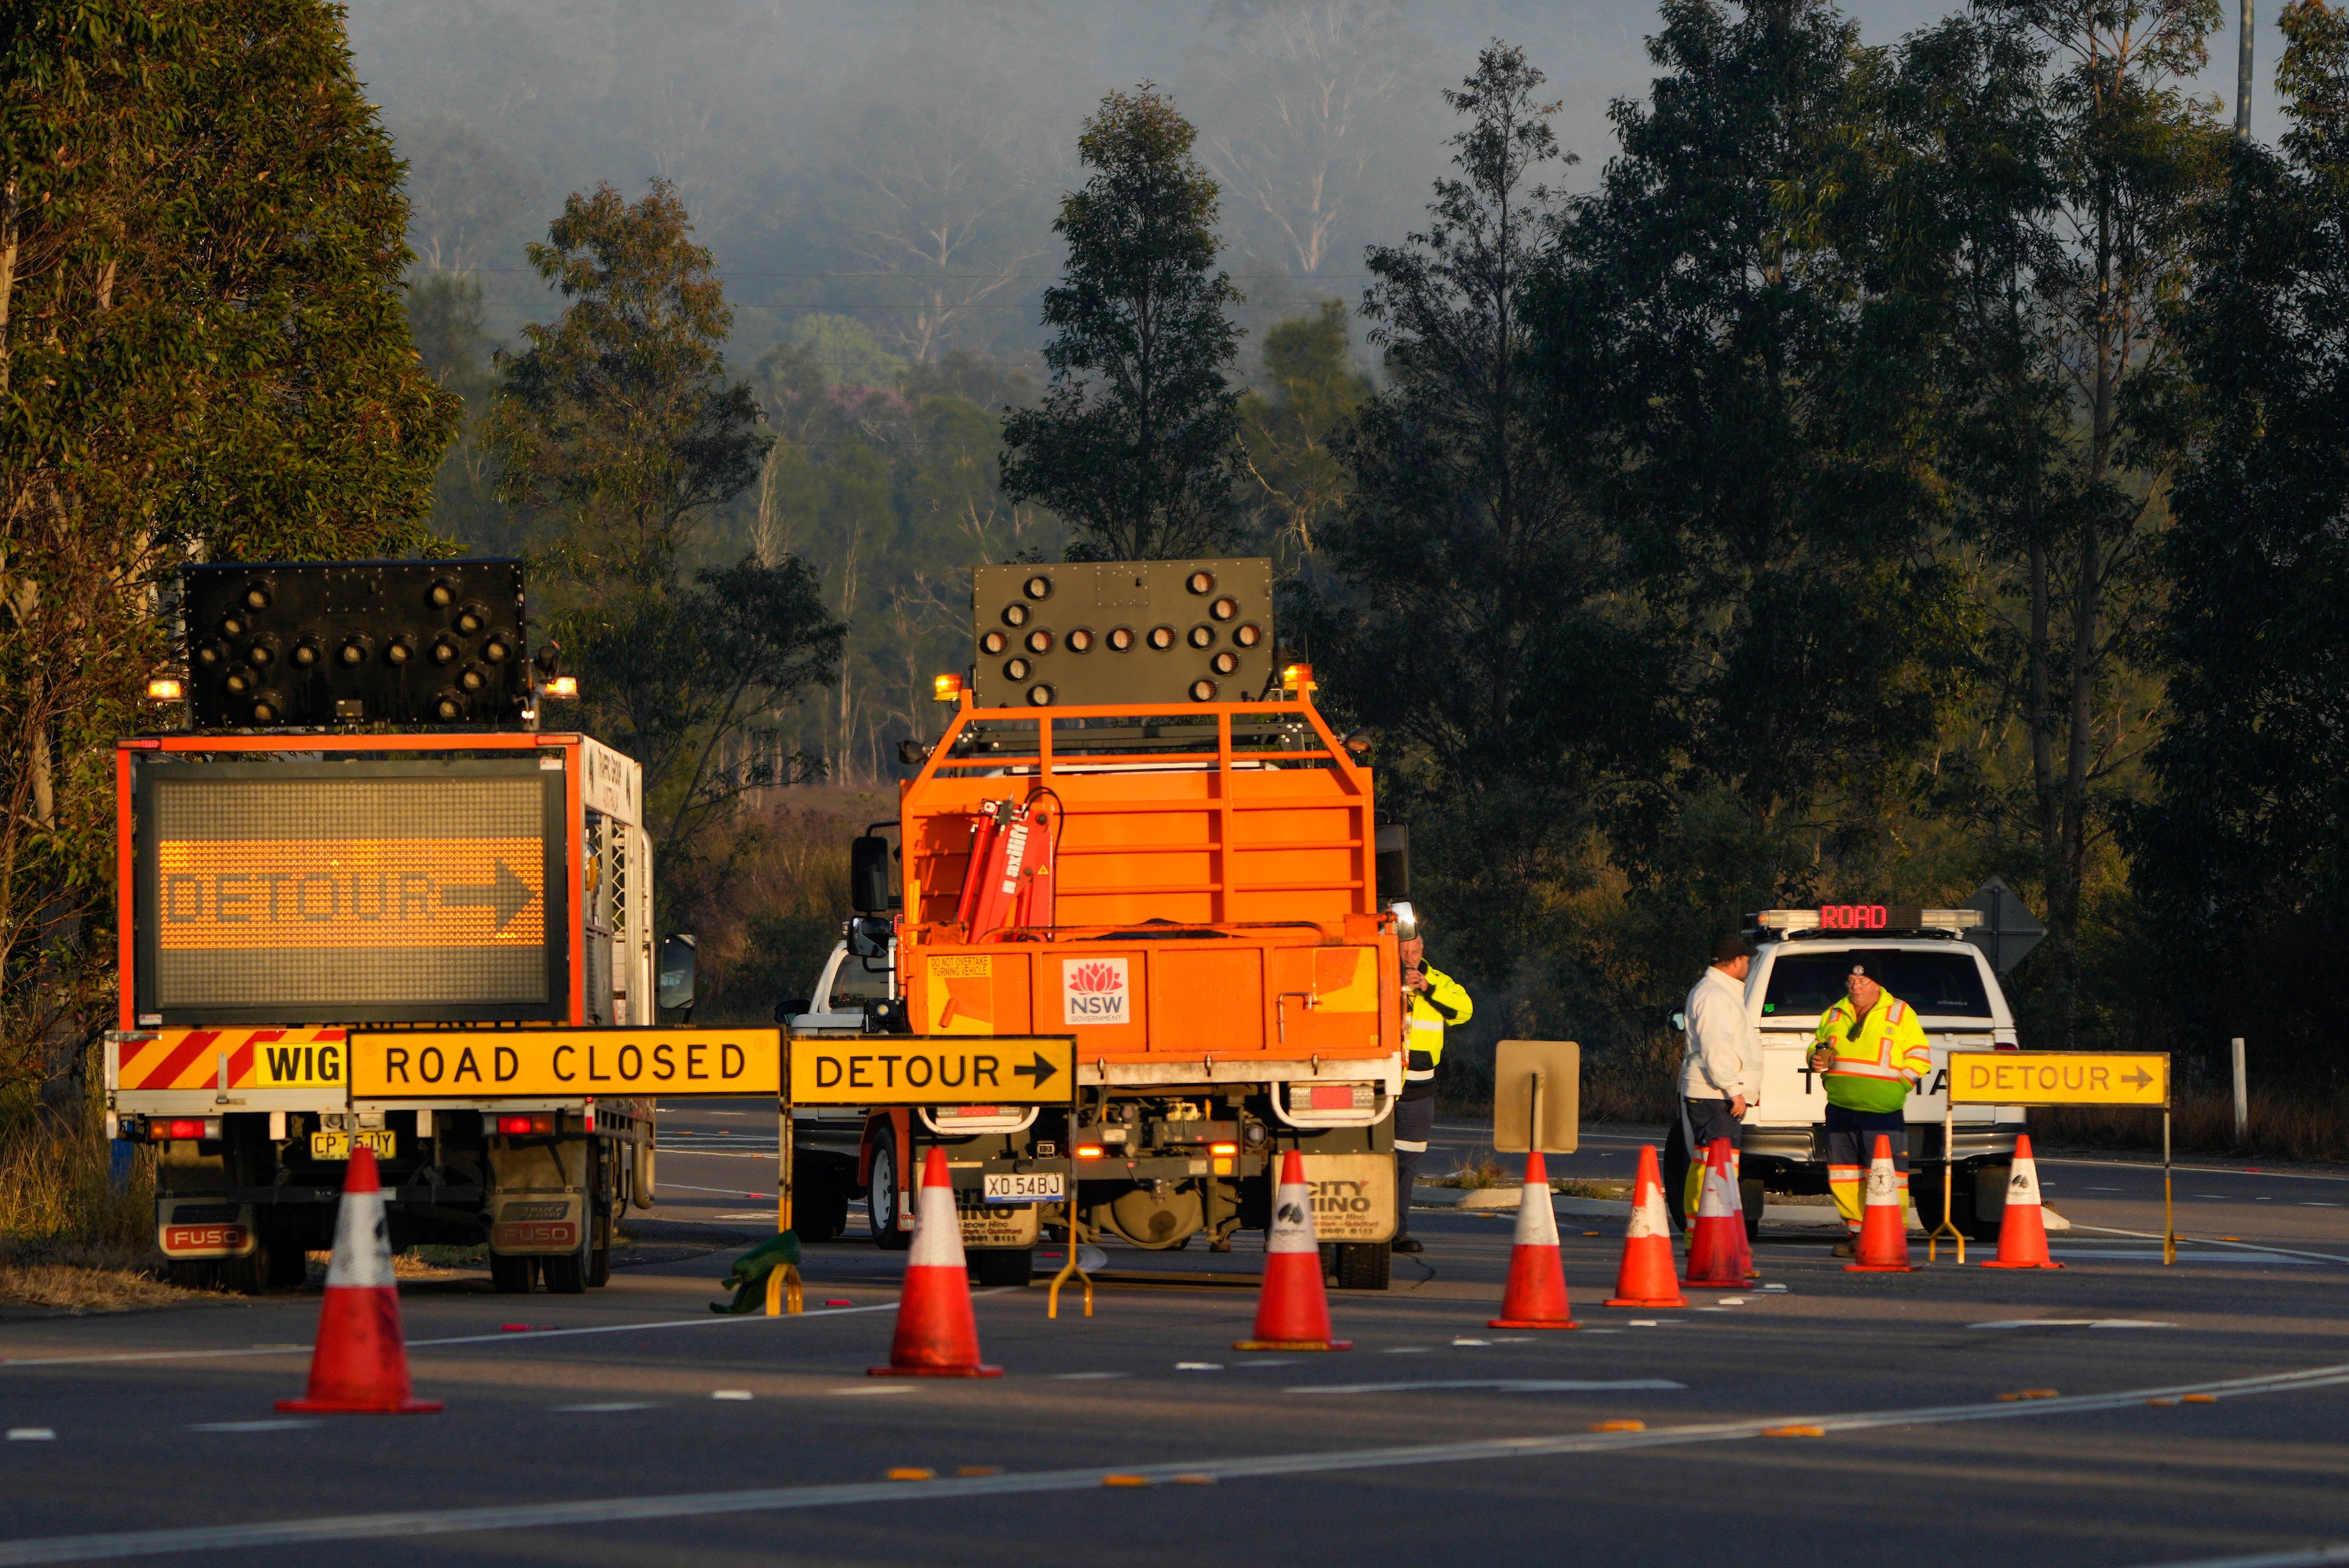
[348,1027,781,1099]
[1946,1051,2168,1107]
[789,1034,1076,1106]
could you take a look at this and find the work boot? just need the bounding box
[1393,1235,1425,1255]
[1832,1239,1856,1258]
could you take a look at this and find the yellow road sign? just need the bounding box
[1946,1051,2168,1107]
[788,1035,1076,1106]
[157,839,545,949]
[348,1028,781,1099]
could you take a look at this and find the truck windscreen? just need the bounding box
[1761,950,1993,1019]
[135,759,566,1024]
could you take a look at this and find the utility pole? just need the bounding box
[2237,0,2254,138]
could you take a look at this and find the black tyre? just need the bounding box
[1662,1120,1690,1234]
[541,1230,589,1294]
[588,1216,613,1288]
[165,1258,218,1292]
[267,1235,309,1290]
[1335,1241,1391,1291]
[490,1253,537,1293]
[1966,1161,2011,1244]
[968,1247,1032,1287]
[217,1241,271,1296]
[1738,1177,1765,1245]
[795,1164,849,1243]
[868,1144,910,1250]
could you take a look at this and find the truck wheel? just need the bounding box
[217,1241,273,1297]
[1334,1241,1391,1291]
[490,1253,537,1293]
[587,1210,613,1289]
[268,1237,309,1291]
[868,1145,910,1250]
[968,1248,1032,1287]
[1966,1162,2011,1243]
[541,1229,590,1295]
[1662,1120,1690,1234]
[164,1259,217,1291]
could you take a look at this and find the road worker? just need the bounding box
[1392,927,1472,1255]
[1808,960,1930,1254]
[1680,932,1761,1218]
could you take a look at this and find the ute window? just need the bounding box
[1761,951,1993,1019]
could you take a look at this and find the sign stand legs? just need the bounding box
[1049,1086,1094,1319]
[2162,1109,2175,1267]
[767,1095,802,1316]
[1927,1105,1966,1264]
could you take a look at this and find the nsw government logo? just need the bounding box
[1062,956,1130,1026]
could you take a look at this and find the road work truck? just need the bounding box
[785,559,1409,1289]
[108,560,662,1294]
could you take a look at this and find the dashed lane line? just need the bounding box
[2062,1224,2349,1268]
[2,1363,2345,1563]
[2128,1546,2349,1568]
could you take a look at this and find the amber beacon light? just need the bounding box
[933,672,965,704]
[1280,662,1316,695]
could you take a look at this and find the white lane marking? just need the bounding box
[714,1214,777,1220]
[2089,1186,2125,1191]
[1969,1320,2177,1330]
[2040,1158,2349,1184]
[15,1364,2349,1564]
[552,1403,654,1413]
[6,1429,56,1441]
[711,1391,752,1401]
[1380,1347,1433,1355]
[1175,1362,1224,1371]
[1290,1379,1687,1396]
[2128,1545,2349,1568]
[654,1150,776,1160]
[186,1422,316,1433]
[0,1294,992,1371]
[1050,1373,1128,1381]
[2303,1203,2341,1208]
[829,1386,914,1397]
[2052,1250,2320,1265]
[2063,1225,2349,1267]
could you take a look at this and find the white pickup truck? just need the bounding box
[1670,906,2028,1241]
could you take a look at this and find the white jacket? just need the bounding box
[1680,964,1761,1103]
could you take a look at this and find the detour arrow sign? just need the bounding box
[788,1034,1077,1107]
[1946,1050,2168,1108]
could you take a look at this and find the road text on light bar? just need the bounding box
[348,1028,781,1098]
[1945,1051,2168,1107]
[788,1035,1076,1106]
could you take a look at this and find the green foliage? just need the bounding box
[0,0,459,1110]
[2129,0,2349,1075]
[1234,300,1370,562]
[406,273,512,553]
[1000,85,1245,560]
[487,179,764,589]
[786,313,910,389]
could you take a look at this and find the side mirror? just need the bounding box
[1388,898,1418,942]
[775,999,810,1025]
[1375,823,1410,898]
[657,933,697,1011]
[850,834,891,914]
[1670,1011,1687,1033]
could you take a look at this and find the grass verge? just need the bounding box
[0,1111,184,1312]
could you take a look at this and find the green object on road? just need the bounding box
[711,1231,803,1314]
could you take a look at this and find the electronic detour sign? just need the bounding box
[133,758,565,1025]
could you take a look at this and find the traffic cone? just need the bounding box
[1683,1138,1755,1286]
[1489,1151,1577,1329]
[1981,1134,2063,1270]
[1605,1144,1687,1309]
[276,1145,441,1413]
[870,1145,1001,1377]
[1235,1149,1351,1351]
[1844,1134,1913,1273]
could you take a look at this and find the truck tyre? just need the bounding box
[217,1240,273,1297]
[1334,1241,1391,1291]
[868,1144,910,1250]
[1739,1177,1766,1245]
[541,1225,590,1294]
[490,1253,537,1293]
[164,1259,217,1291]
[268,1235,309,1291]
[796,1166,850,1243]
[968,1247,1032,1287]
[587,1209,613,1289]
[1966,1161,2011,1244]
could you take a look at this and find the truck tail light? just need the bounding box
[153,1117,220,1141]
[1210,1143,1238,1156]
[1075,1145,1105,1160]
[496,1114,555,1135]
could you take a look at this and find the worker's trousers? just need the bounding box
[1824,1104,1908,1230]
[1393,1093,1434,1240]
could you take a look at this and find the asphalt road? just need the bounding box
[4,1107,2344,1568]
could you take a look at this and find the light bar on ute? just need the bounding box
[1753,905,1985,935]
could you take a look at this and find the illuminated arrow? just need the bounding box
[442,862,534,931]
[1012,1051,1061,1089]
[2121,1065,2154,1089]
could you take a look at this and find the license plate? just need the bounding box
[982,1172,1063,1204]
[310,1130,396,1161]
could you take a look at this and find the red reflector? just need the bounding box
[168,1118,204,1139]
[1308,1085,1355,1109]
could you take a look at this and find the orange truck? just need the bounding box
[784,559,1411,1289]
[105,561,660,1294]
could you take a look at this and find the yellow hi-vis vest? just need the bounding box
[1813,990,1931,1114]
[1405,964,1472,1085]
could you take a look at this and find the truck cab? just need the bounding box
[1672,905,2027,1241]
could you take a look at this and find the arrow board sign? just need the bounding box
[788,1035,1077,1107]
[348,1027,782,1099]
[1946,1051,2168,1108]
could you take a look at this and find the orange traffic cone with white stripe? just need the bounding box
[1489,1151,1577,1329]
[1236,1149,1351,1351]
[1981,1134,2063,1269]
[1844,1134,1913,1273]
[1605,1144,1687,1309]
[871,1146,1001,1377]
[277,1145,441,1413]
[1682,1138,1755,1287]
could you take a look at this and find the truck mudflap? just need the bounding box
[1301,1153,1395,1243]
[486,1139,587,1255]
[158,1199,258,1259]
[955,1189,1042,1249]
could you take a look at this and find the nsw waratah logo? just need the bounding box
[1063,956,1130,1026]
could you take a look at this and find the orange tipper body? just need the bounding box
[896,694,1400,1081]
